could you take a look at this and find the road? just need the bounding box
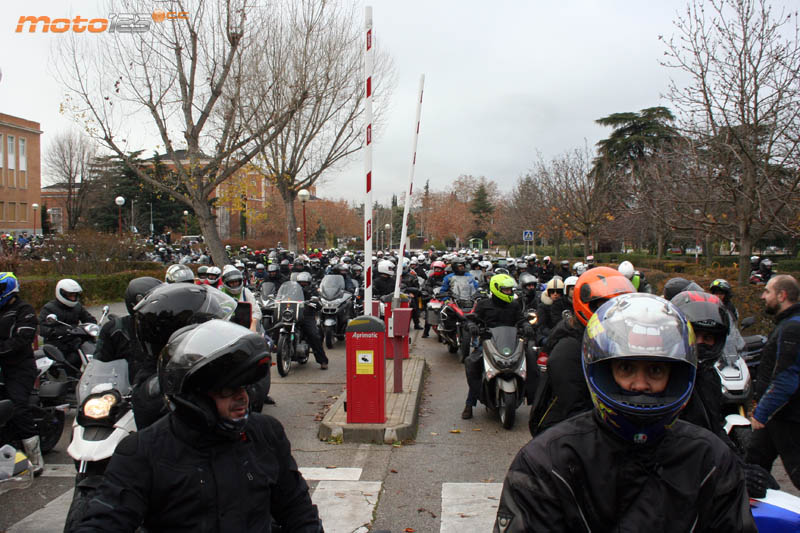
[2,301,799,531]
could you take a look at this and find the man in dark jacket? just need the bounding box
[0,273,42,475]
[74,320,322,532]
[38,279,96,370]
[497,294,755,532]
[747,274,800,490]
[535,277,566,345]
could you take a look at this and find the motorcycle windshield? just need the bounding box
[260,282,277,299]
[320,275,345,300]
[724,311,746,356]
[488,326,518,356]
[277,281,305,302]
[77,359,131,405]
[450,276,476,300]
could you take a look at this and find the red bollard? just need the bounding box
[389,308,412,393]
[345,315,386,423]
[384,296,411,360]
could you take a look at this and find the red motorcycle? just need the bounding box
[437,277,482,359]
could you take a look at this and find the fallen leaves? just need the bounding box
[449,429,461,434]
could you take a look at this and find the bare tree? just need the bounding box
[44,131,98,231]
[663,0,800,282]
[54,0,309,265]
[252,0,395,252]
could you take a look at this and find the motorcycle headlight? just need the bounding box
[282,309,294,321]
[83,393,118,419]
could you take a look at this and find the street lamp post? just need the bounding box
[32,203,39,236]
[183,210,189,236]
[385,223,391,253]
[149,202,154,235]
[693,209,701,264]
[115,196,126,235]
[298,189,310,253]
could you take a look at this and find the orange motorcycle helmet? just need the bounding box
[573,266,635,326]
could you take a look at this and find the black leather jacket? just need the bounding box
[0,297,38,366]
[496,412,756,532]
[75,412,322,533]
[38,299,96,342]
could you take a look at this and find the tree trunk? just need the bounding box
[738,230,752,286]
[704,233,712,268]
[656,232,664,261]
[283,195,299,253]
[194,200,229,267]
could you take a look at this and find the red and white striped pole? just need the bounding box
[393,74,426,300]
[363,6,374,316]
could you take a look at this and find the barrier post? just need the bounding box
[345,315,385,423]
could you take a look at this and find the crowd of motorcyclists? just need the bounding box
[2,239,800,531]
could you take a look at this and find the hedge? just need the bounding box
[1,259,161,276]
[19,269,165,312]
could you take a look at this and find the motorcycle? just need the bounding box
[438,277,480,356]
[318,274,353,349]
[739,316,767,386]
[273,281,312,377]
[258,281,279,333]
[473,324,529,429]
[42,310,105,378]
[424,286,444,335]
[0,400,34,495]
[64,358,135,532]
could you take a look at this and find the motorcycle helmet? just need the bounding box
[582,293,697,445]
[760,258,773,274]
[662,277,703,301]
[256,263,265,272]
[336,263,350,277]
[134,284,237,360]
[221,267,245,296]
[543,256,551,265]
[585,255,596,267]
[671,291,730,363]
[563,275,579,305]
[519,272,538,295]
[560,260,570,270]
[56,279,83,308]
[206,266,222,284]
[709,279,732,301]
[165,264,195,284]
[378,259,395,276]
[197,265,209,279]
[545,276,564,295]
[431,260,446,277]
[527,254,537,265]
[451,258,466,275]
[750,255,761,271]
[573,262,587,276]
[618,260,635,280]
[124,277,163,316]
[573,267,635,326]
[296,271,313,288]
[0,272,20,309]
[159,319,270,432]
[489,274,517,304]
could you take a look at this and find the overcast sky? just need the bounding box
[2,1,788,204]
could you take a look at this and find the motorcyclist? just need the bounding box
[440,258,479,296]
[74,320,322,532]
[373,259,397,299]
[617,260,653,293]
[462,274,525,420]
[563,275,578,308]
[662,277,704,301]
[556,260,571,280]
[497,293,755,532]
[421,261,447,338]
[398,259,424,330]
[220,265,263,333]
[585,254,596,269]
[524,255,539,278]
[130,283,239,429]
[265,263,287,289]
[195,265,209,285]
[95,277,163,384]
[529,267,635,436]
[253,263,267,283]
[758,258,774,283]
[709,278,739,323]
[518,272,539,312]
[279,259,292,278]
[572,261,587,277]
[535,277,566,345]
[165,263,195,284]
[539,256,555,283]
[297,272,329,370]
[0,273,43,475]
[334,263,357,294]
[38,279,97,371]
[205,266,222,288]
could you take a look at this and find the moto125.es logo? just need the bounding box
[15,11,189,33]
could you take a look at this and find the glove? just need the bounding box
[745,463,780,498]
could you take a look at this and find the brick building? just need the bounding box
[0,113,42,236]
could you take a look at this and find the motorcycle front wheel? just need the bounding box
[37,408,65,454]
[325,327,334,349]
[276,335,293,377]
[499,391,516,430]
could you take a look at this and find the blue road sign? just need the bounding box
[522,230,534,242]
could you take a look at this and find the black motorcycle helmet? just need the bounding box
[336,263,349,277]
[709,279,732,303]
[124,277,163,316]
[279,259,291,274]
[518,272,538,296]
[662,277,703,301]
[671,290,730,363]
[159,319,270,433]
[134,284,237,360]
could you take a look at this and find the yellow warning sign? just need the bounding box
[356,350,374,375]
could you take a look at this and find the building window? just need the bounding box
[19,203,27,222]
[7,203,16,222]
[7,135,15,188]
[0,201,4,221]
[19,138,26,172]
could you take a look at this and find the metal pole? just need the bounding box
[363,6,374,316]
[150,203,154,235]
[302,201,308,252]
[118,206,122,235]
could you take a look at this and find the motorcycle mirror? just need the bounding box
[103,305,110,314]
[741,316,755,329]
[46,313,58,323]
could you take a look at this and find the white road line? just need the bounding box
[440,482,502,533]
[300,467,362,481]
[312,480,382,533]
[8,489,73,533]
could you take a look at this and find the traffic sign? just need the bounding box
[522,230,534,242]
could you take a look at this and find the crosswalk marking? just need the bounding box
[440,482,502,533]
[301,467,363,481]
[312,480,382,533]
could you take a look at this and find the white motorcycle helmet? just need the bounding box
[618,260,635,280]
[56,279,83,308]
[573,261,587,276]
[377,259,395,276]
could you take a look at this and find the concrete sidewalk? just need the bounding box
[318,354,427,445]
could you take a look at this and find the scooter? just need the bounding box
[474,324,529,430]
[318,274,353,349]
[64,358,136,532]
